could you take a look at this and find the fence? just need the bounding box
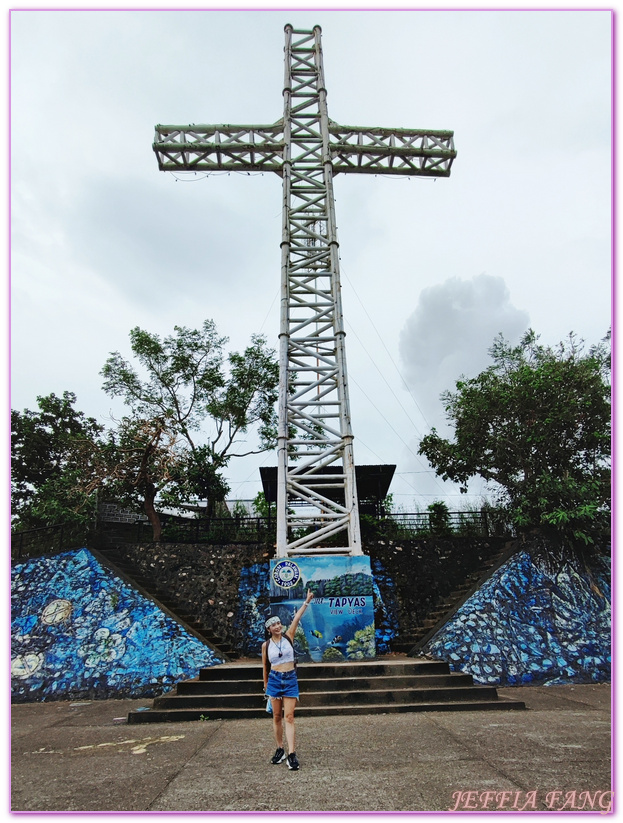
[12,509,513,558]
[160,514,274,545]
[154,510,510,542]
[11,523,92,561]
[374,509,513,538]
[88,514,275,548]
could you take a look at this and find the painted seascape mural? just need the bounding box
[233,558,397,658]
[269,555,376,661]
[423,550,611,687]
[11,548,224,702]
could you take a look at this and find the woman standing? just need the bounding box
[262,589,314,771]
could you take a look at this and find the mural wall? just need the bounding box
[269,555,376,662]
[11,548,224,703]
[12,543,610,703]
[370,558,400,655]
[233,558,398,658]
[423,550,611,687]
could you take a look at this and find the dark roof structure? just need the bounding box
[259,464,395,506]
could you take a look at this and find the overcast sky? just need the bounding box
[10,9,612,511]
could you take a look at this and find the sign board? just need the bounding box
[269,555,376,662]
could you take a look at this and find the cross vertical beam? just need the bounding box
[277,26,361,557]
[152,25,456,559]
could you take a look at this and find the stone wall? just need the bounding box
[98,502,148,524]
[11,536,611,702]
[366,536,510,637]
[110,542,271,651]
[110,536,508,653]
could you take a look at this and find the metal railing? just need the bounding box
[12,509,513,558]
[96,508,510,544]
[160,514,274,545]
[11,523,91,561]
[375,510,501,537]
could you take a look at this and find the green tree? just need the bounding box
[11,392,104,530]
[427,501,453,535]
[99,416,186,543]
[159,446,230,519]
[101,320,279,519]
[418,330,611,553]
[252,491,276,521]
[380,493,394,516]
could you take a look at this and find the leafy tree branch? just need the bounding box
[418,329,611,555]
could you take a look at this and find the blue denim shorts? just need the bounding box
[266,668,299,699]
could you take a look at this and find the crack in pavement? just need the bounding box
[146,721,226,810]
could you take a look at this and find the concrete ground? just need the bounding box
[11,684,611,813]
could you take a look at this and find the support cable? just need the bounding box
[345,318,425,440]
[348,373,451,496]
[342,267,433,431]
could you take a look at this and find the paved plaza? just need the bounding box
[11,683,611,813]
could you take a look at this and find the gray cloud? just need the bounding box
[399,274,529,429]
[392,274,529,506]
[63,175,278,309]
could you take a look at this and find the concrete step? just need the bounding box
[153,685,501,710]
[197,660,452,680]
[126,657,526,723]
[128,697,525,723]
[389,543,520,657]
[200,645,239,658]
[390,641,422,652]
[177,672,475,695]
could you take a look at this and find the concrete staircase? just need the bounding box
[127,658,525,723]
[391,541,518,655]
[92,546,238,660]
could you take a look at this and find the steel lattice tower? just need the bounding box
[153,25,456,558]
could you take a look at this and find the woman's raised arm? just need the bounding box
[286,589,314,640]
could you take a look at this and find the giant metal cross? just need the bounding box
[153,25,456,558]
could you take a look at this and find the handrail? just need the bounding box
[11,509,514,557]
[11,523,90,561]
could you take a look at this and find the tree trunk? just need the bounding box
[143,486,162,542]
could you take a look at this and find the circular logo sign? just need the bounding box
[272,560,301,589]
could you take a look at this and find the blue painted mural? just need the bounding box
[270,555,376,661]
[370,558,400,655]
[15,543,604,702]
[423,551,611,686]
[233,561,272,657]
[11,548,224,702]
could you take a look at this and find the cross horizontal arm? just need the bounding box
[153,122,285,173]
[328,123,456,177]
[154,121,456,177]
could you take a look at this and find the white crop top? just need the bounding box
[267,637,295,665]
